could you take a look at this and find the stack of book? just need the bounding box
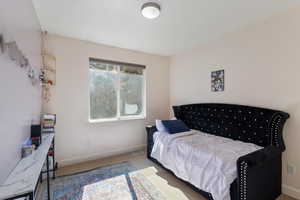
[42,114,56,133]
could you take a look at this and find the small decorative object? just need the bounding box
[28,67,35,79]
[211,69,225,92]
[21,145,35,158]
[39,70,45,82]
[43,84,51,102]
[20,55,29,68]
[46,79,54,85]
[7,41,19,61]
[15,48,24,67]
[28,66,39,85]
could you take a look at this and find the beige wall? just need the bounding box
[0,0,41,183]
[43,34,170,166]
[170,6,300,199]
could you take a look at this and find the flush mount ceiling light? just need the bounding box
[141,2,161,19]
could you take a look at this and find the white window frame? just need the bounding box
[88,58,146,123]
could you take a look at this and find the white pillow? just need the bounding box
[156,120,168,132]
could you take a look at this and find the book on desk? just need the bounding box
[42,114,56,133]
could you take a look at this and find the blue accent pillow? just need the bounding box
[161,120,190,134]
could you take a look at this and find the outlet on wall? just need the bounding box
[287,163,296,175]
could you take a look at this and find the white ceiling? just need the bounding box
[32,0,300,56]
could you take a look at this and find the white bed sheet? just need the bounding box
[151,130,262,200]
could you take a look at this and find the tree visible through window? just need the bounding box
[89,58,145,121]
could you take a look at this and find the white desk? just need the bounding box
[0,134,54,200]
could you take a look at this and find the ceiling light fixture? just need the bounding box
[141,2,161,19]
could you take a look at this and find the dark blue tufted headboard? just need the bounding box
[173,103,289,151]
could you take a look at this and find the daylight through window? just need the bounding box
[89,58,146,121]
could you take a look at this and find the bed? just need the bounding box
[146,103,289,200]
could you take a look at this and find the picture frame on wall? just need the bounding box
[211,69,224,92]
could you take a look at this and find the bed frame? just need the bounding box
[146,103,289,200]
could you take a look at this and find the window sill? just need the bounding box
[89,115,146,124]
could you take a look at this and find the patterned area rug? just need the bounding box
[39,162,165,200]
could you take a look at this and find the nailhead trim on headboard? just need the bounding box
[239,161,248,200]
[173,103,289,151]
[270,113,286,151]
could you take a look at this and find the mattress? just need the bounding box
[151,130,262,200]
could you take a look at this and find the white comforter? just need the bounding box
[151,130,262,200]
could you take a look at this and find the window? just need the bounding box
[89,58,146,122]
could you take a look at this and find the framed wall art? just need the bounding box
[211,69,224,92]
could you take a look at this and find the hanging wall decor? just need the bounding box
[0,32,40,85]
[7,41,19,61]
[27,67,35,79]
[20,56,29,68]
[39,70,45,82]
[27,67,35,84]
[211,69,225,92]
[41,31,56,103]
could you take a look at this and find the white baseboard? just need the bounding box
[58,144,146,167]
[283,184,300,200]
